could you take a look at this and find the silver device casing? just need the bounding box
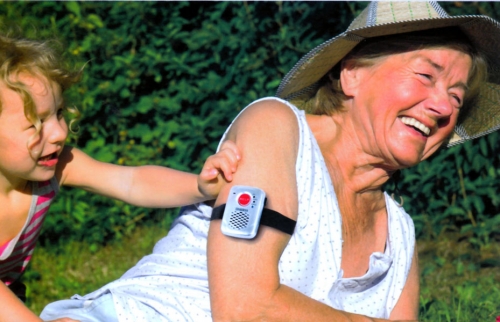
[221,186,266,239]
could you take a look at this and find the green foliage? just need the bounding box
[0,1,366,245]
[0,1,499,248]
[418,237,500,321]
[419,277,500,321]
[389,131,500,246]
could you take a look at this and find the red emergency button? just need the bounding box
[238,193,252,206]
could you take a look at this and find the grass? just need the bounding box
[24,227,500,320]
[418,235,500,321]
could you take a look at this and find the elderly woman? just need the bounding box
[41,2,500,322]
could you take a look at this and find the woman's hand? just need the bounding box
[197,140,241,199]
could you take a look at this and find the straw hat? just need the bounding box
[276,1,500,147]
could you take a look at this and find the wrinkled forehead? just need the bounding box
[407,47,472,72]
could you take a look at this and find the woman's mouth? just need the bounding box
[38,152,58,167]
[400,116,430,137]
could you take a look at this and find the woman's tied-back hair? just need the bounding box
[0,32,82,146]
[295,27,488,121]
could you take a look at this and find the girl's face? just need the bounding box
[0,73,68,186]
[343,48,472,169]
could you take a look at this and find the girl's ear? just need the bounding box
[339,61,363,97]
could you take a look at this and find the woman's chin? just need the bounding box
[388,146,425,169]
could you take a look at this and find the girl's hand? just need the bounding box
[198,140,241,199]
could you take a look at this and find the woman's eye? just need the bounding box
[418,73,432,80]
[452,95,462,107]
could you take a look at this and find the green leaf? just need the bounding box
[87,14,104,28]
[65,1,81,17]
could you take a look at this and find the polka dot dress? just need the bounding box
[71,97,415,321]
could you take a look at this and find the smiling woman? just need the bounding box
[337,47,473,167]
[40,2,500,322]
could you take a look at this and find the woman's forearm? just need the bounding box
[212,282,415,322]
[265,284,415,322]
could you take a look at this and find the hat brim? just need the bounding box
[277,15,500,147]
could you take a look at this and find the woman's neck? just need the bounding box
[306,113,394,195]
[307,112,393,248]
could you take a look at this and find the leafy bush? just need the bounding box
[0,1,499,247]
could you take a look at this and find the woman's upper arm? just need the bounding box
[389,246,420,320]
[207,100,300,320]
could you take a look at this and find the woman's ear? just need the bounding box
[339,61,362,97]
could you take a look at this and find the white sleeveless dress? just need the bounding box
[41,97,415,321]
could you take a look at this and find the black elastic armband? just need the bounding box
[211,204,296,235]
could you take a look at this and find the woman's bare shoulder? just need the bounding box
[227,98,299,143]
[238,98,297,121]
[218,98,300,207]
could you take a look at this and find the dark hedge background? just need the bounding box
[1,1,499,249]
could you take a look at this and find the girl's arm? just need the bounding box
[0,282,41,322]
[57,141,240,208]
[206,100,419,322]
[0,283,79,322]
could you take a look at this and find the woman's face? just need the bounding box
[343,47,472,169]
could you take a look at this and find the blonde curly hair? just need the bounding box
[0,32,82,146]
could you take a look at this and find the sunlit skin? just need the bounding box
[0,74,67,192]
[340,48,472,171]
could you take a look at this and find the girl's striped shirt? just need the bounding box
[0,178,58,285]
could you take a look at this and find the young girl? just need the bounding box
[0,35,240,321]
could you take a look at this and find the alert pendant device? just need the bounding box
[221,186,266,239]
[211,185,297,239]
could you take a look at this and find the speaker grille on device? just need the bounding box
[229,211,249,230]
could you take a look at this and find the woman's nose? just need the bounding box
[426,90,454,119]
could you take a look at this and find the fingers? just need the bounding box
[199,167,218,179]
[201,140,241,181]
[200,155,234,181]
[219,140,241,165]
[217,140,241,173]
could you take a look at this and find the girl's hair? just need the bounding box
[0,32,82,142]
[294,27,488,122]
